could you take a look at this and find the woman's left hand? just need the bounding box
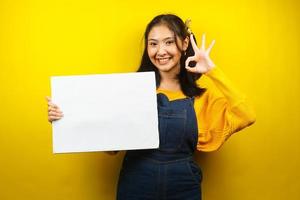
[185,33,216,74]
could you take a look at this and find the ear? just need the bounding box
[182,36,189,51]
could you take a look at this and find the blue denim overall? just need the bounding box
[117,93,202,200]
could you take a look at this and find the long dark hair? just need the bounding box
[137,14,206,97]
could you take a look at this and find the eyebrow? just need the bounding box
[148,37,175,42]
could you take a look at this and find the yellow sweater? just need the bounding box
[156,67,256,152]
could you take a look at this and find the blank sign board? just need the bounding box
[51,72,159,153]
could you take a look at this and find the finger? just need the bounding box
[46,97,54,105]
[45,96,60,108]
[48,116,62,122]
[45,96,52,102]
[49,111,64,117]
[48,106,55,112]
[185,66,198,73]
[48,107,63,114]
[201,33,206,50]
[52,115,63,119]
[48,107,54,112]
[206,39,215,54]
[189,34,199,52]
[185,56,196,68]
[48,105,62,111]
[47,101,58,108]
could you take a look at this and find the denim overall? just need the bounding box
[117,93,202,200]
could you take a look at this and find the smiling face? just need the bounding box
[147,24,188,75]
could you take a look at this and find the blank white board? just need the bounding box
[51,72,159,153]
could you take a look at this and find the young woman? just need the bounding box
[47,14,256,200]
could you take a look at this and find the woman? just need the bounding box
[47,14,256,200]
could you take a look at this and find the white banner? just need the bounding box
[51,72,159,153]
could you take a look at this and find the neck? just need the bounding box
[158,68,181,91]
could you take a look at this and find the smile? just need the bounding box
[156,57,171,64]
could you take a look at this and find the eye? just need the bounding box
[166,40,174,45]
[148,42,157,46]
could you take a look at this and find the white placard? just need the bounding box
[51,72,159,153]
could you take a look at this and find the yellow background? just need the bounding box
[0,0,299,199]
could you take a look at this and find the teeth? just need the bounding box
[158,58,169,61]
[156,57,171,65]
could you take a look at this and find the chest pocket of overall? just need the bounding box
[158,106,187,152]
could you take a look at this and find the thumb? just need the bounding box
[45,96,52,102]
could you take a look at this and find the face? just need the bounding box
[147,24,188,74]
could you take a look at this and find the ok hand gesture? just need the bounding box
[185,33,216,74]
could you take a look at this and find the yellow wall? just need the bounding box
[0,0,299,199]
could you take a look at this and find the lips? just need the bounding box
[156,57,171,65]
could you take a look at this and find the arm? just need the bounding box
[185,33,256,129]
[205,67,256,126]
[185,34,256,151]
[195,67,256,151]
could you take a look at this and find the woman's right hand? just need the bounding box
[46,96,64,123]
[46,97,118,155]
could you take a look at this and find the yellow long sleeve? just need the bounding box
[195,67,256,151]
[157,67,256,152]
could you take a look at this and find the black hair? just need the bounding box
[137,14,206,97]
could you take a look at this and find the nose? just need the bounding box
[157,44,167,56]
